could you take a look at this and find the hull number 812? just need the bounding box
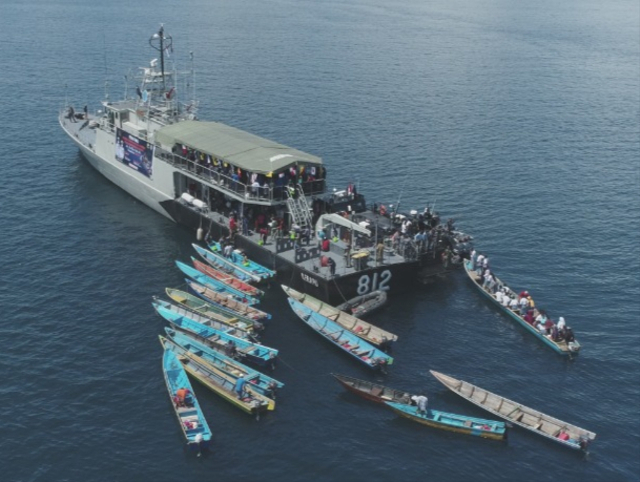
[357,270,392,295]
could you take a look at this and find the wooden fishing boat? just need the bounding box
[166,327,284,398]
[430,370,596,451]
[336,290,388,318]
[463,261,580,357]
[176,260,260,306]
[191,258,264,298]
[162,347,212,450]
[152,298,252,340]
[187,279,271,321]
[208,240,276,281]
[165,288,264,334]
[282,285,397,349]
[153,302,278,369]
[287,298,393,370]
[160,336,275,417]
[331,373,413,404]
[192,243,261,283]
[385,402,507,440]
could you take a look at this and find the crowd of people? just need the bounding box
[171,143,326,201]
[467,251,575,345]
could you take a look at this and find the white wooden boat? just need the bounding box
[430,370,596,451]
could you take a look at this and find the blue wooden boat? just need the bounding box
[286,298,393,370]
[193,243,261,283]
[186,279,271,321]
[385,402,507,440]
[431,370,596,451]
[208,240,276,281]
[153,303,278,369]
[165,288,264,335]
[161,336,275,416]
[166,327,284,398]
[152,298,253,340]
[162,347,212,451]
[176,260,260,306]
[463,261,580,357]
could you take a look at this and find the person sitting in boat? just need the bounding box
[557,430,570,441]
[225,340,238,358]
[176,387,192,407]
[482,270,493,290]
[411,395,429,416]
[518,296,529,314]
[234,376,247,399]
[523,310,536,325]
[564,327,575,343]
[468,249,477,270]
[242,253,250,267]
[501,292,511,308]
[495,288,504,304]
[557,316,567,332]
[509,296,519,312]
[518,290,530,301]
[475,254,485,275]
[550,323,560,341]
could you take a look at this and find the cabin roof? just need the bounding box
[155,120,322,174]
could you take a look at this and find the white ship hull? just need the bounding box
[61,117,175,221]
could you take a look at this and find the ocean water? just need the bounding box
[1,0,638,480]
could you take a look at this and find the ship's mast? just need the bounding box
[149,24,172,93]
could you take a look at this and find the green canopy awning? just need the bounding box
[155,120,322,174]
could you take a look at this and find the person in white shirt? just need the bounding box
[519,296,529,313]
[475,254,485,275]
[509,297,519,311]
[495,290,504,304]
[557,317,566,331]
[482,270,492,289]
[501,293,511,307]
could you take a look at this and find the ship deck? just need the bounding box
[208,209,411,280]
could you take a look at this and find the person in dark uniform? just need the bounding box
[327,257,336,276]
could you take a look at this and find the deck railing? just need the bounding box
[155,147,326,203]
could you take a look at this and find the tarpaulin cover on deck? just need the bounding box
[155,120,322,174]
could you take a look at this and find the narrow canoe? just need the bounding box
[165,288,264,335]
[287,298,393,370]
[463,261,580,357]
[208,240,276,281]
[160,336,275,416]
[336,290,388,318]
[191,257,264,298]
[166,327,284,398]
[192,243,261,283]
[187,279,271,321]
[162,347,212,449]
[153,302,278,369]
[282,285,397,349]
[331,373,413,404]
[430,370,596,451]
[386,402,507,440]
[152,298,252,340]
[176,260,260,306]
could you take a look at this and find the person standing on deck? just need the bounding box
[327,257,336,277]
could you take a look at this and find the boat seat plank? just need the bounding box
[370,387,383,397]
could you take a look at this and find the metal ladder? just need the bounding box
[286,185,313,229]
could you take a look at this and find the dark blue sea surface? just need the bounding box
[1,0,639,480]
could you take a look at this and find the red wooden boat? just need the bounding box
[191,258,264,298]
